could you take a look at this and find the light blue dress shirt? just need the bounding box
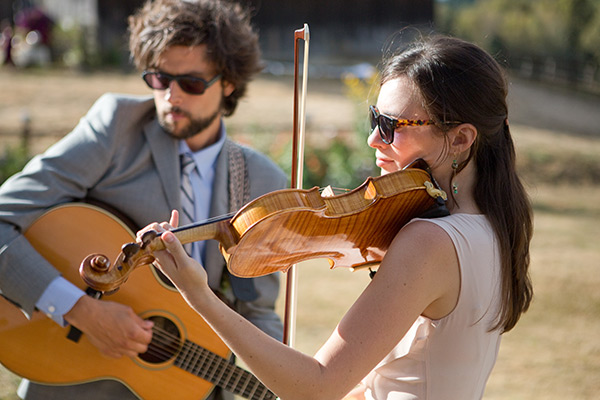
[179,124,225,265]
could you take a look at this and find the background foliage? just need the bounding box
[436,0,600,92]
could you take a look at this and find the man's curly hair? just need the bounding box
[128,0,263,116]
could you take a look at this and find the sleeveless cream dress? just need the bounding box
[363,214,502,400]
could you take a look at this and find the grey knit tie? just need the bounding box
[180,153,195,255]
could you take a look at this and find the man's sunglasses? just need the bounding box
[142,71,222,95]
[369,105,461,145]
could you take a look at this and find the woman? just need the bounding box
[141,35,533,400]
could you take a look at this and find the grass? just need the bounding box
[469,184,600,399]
[0,70,599,399]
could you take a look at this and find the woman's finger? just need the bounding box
[170,209,180,228]
[159,221,173,231]
[136,222,162,241]
[160,231,188,264]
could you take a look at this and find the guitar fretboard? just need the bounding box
[175,339,277,400]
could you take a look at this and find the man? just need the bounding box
[0,1,286,399]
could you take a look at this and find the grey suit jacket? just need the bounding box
[0,93,287,399]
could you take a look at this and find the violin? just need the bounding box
[79,159,448,293]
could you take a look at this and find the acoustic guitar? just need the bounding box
[0,203,277,400]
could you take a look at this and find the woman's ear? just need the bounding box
[450,123,477,154]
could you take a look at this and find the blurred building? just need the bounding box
[1,0,434,68]
[249,0,434,61]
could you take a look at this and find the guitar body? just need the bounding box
[0,203,230,400]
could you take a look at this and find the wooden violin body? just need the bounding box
[224,167,441,276]
[80,165,447,293]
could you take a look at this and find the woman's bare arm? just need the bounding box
[148,216,459,400]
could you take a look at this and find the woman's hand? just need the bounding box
[136,210,209,301]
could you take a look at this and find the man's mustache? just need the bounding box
[164,106,191,118]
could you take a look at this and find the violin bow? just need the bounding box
[283,23,310,347]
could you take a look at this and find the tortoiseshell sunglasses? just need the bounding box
[369,105,461,145]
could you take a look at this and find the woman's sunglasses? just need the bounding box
[369,105,435,145]
[142,71,222,95]
[369,105,462,145]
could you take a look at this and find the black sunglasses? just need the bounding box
[142,71,221,95]
[369,105,462,145]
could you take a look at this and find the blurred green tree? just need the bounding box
[436,0,599,88]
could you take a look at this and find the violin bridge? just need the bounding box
[321,185,335,197]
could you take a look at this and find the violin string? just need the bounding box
[172,212,235,231]
[318,186,350,194]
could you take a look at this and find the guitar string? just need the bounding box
[142,326,238,378]
[142,326,275,399]
[142,327,238,382]
[142,328,233,386]
[142,325,190,359]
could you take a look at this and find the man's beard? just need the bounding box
[158,104,221,140]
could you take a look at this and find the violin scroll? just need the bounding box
[80,214,236,292]
[79,229,164,292]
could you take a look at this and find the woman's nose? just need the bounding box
[367,126,384,148]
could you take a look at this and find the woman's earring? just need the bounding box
[451,158,459,194]
[452,182,459,195]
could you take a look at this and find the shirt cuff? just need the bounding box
[35,277,86,326]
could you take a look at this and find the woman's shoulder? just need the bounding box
[387,217,457,268]
[412,213,491,237]
[397,217,455,253]
[407,214,497,266]
[379,213,461,319]
[393,214,492,266]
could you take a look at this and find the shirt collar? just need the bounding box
[179,121,226,178]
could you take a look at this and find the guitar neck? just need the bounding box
[175,339,277,400]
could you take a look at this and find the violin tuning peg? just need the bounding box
[140,230,158,248]
[121,242,140,261]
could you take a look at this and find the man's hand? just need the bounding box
[64,295,154,358]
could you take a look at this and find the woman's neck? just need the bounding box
[444,162,480,214]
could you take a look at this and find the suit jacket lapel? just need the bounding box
[143,119,180,213]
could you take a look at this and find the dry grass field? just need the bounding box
[0,68,599,399]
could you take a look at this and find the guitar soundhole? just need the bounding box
[152,265,176,288]
[138,316,181,364]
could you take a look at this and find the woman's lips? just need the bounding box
[375,154,394,169]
